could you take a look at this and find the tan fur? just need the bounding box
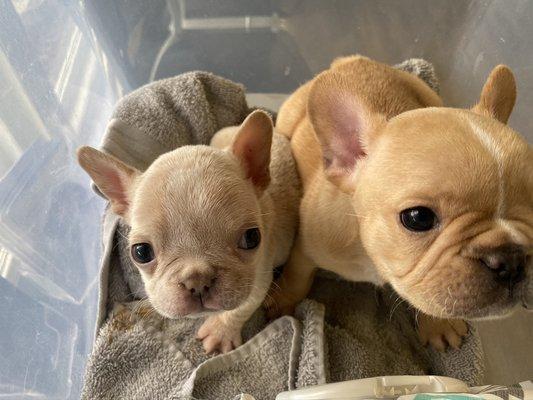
[270,56,533,350]
[472,64,516,124]
[78,110,300,354]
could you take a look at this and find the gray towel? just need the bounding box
[102,71,249,171]
[82,64,484,400]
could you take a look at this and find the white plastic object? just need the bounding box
[275,376,469,400]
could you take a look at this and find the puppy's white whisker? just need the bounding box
[452,298,458,316]
[443,294,450,317]
[426,291,439,316]
[116,228,129,241]
[389,295,405,320]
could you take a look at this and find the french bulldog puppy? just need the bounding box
[78,110,300,354]
[269,55,532,350]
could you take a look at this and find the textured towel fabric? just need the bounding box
[102,71,249,172]
[82,64,485,400]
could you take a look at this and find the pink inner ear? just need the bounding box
[232,111,272,189]
[101,165,130,213]
[327,129,366,171]
[243,147,267,186]
[235,136,270,188]
[323,93,367,172]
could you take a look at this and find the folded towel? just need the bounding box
[82,63,484,400]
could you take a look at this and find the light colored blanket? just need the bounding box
[82,66,486,400]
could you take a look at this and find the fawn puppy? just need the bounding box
[269,56,532,350]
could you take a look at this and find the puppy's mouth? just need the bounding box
[180,293,225,316]
[149,281,250,319]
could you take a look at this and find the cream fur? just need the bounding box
[78,110,300,354]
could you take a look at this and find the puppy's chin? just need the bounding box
[403,294,519,321]
[440,292,523,320]
[406,290,522,320]
[467,303,521,322]
[151,298,205,319]
[150,300,217,319]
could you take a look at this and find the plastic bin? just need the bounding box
[0,1,532,398]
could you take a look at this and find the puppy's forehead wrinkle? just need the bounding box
[371,126,495,202]
[152,156,254,211]
[381,111,529,228]
[161,175,257,227]
[132,147,261,258]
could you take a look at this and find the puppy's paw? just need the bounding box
[196,315,242,354]
[417,315,468,351]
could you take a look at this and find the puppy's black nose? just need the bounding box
[479,247,526,284]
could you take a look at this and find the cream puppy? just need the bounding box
[269,56,533,350]
[78,110,300,353]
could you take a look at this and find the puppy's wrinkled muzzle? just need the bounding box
[175,271,220,315]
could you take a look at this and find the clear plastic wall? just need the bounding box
[1,1,532,398]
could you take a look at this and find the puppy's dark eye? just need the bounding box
[131,243,155,264]
[238,228,261,250]
[400,207,437,232]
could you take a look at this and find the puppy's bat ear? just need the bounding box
[308,72,385,191]
[77,146,139,217]
[232,110,273,191]
[472,65,516,124]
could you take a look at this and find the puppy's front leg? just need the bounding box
[197,268,272,354]
[266,238,317,318]
[416,312,468,351]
